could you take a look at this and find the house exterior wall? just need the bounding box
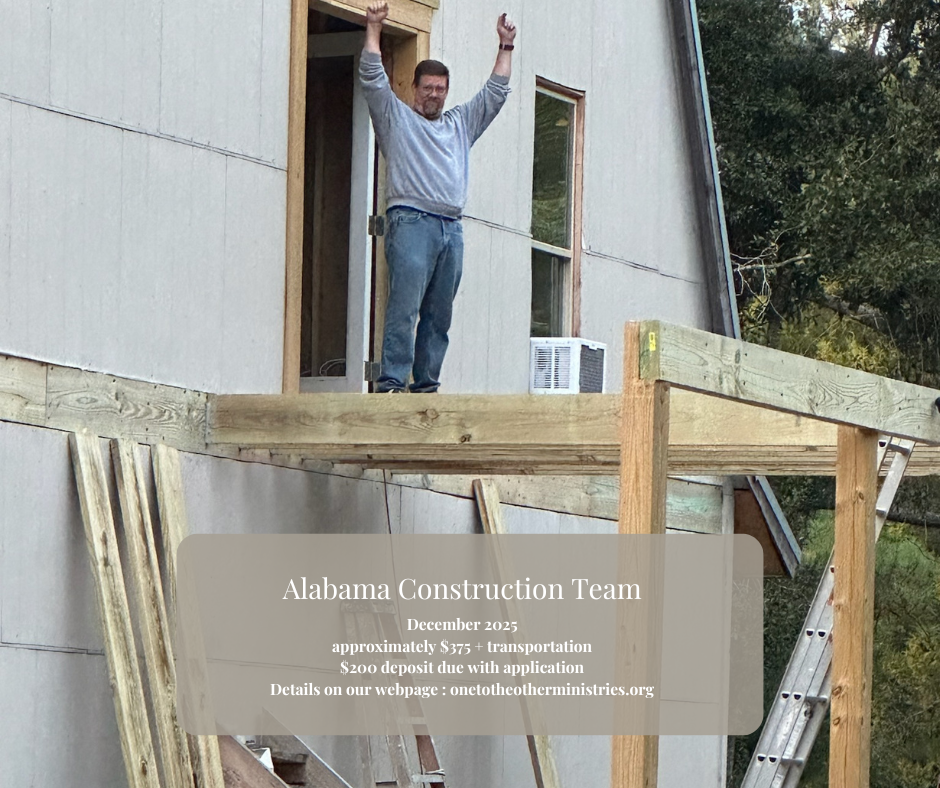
[439,0,713,391]
[0,0,289,394]
[0,1,731,786]
[0,420,728,786]
[0,0,714,396]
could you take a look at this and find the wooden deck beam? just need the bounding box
[206,389,940,476]
[640,320,940,444]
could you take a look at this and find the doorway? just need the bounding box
[300,12,375,392]
[285,3,429,394]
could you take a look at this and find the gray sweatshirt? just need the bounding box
[359,51,510,218]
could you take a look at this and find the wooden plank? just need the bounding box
[0,354,47,426]
[570,91,585,337]
[619,325,669,535]
[312,0,433,34]
[208,389,835,451]
[68,431,161,788]
[472,480,562,788]
[830,426,877,788]
[209,392,622,448]
[282,443,940,476]
[614,324,667,788]
[47,366,207,451]
[112,439,195,788]
[153,443,225,788]
[640,320,940,444]
[392,33,420,110]
[283,0,308,395]
[218,736,292,788]
[396,474,723,530]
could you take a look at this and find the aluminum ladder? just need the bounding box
[741,436,916,788]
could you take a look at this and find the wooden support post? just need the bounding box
[112,440,196,788]
[613,324,669,788]
[473,479,562,788]
[282,0,309,394]
[153,443,225,788]
[830,426,877,788]
[69,432,161,788]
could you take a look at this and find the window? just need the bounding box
[530,82,583,337]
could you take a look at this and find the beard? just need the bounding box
[417,99,444,120]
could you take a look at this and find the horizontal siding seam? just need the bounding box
[0,91,286,172]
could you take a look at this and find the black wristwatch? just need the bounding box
[499,43,514,51]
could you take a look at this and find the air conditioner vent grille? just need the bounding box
[529,338,606,394]
[579,345,605,393]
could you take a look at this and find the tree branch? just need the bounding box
[819,293,888,332]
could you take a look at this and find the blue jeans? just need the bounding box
[378,207,464,393]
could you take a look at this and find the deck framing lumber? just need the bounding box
[640,320,940,444]
[153,444,225,788]
[3,343,940,475]
[473,479,563,788]
[69,432,161,788]
[112,439,196,788]
[613,324,668,788]
[830,427,877,788]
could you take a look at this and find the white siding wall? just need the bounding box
[436,0,713,393]
[0,0,290,393]
[0,420,729,787]
[0,2,730,785]
[0,0,713,395]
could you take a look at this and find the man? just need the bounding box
[360,2,516,392]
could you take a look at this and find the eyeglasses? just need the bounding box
[417,84,448,97]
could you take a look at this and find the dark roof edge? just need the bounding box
[748,476,803,577]
[668,0,740,338]
[671,0,801,571]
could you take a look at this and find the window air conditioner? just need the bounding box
[529,338,607,394]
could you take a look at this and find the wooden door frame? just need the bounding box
[283,0,433,394]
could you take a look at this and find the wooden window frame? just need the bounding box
[282,0,433,394]
[532,77,585,338]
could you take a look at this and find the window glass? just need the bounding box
[531,92,573,249]
[530,248,566,338]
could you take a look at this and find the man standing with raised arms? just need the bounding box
[360,2,516,393]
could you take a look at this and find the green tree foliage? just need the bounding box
[698,1,940,784]
[700,0,940,384]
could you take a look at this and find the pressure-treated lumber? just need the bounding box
[218,736,292,788]
[69,432,161,788]
[282,0,309,395]
[830,427,877,788]
[312,0,433,33]
[207,388,860,477]
[153,444,225,788]
[397,474,723,531]
[47,366,207,451]
[640,320,940,444]
[6,346,940,475]
[472,479,562,788]
[619,327,670,535]
[112,440,195,788]
[613,324,668,788]
[0,353,46,425]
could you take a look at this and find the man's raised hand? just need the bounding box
[497,13,516,45]
[366,1,389,25]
